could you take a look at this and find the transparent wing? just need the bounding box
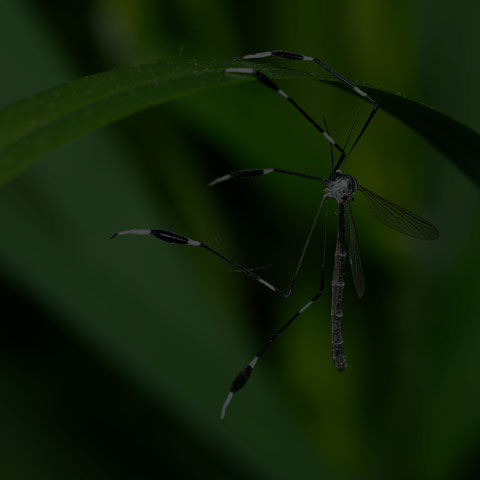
[357,185,439,240]
[347,201,365,298]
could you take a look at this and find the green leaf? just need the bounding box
[332,82,480,184]
[1,59,479,187]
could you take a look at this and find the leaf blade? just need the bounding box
[329,81,480,186]
[1,59,479,187]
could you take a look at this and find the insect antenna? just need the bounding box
[323,116,334,171]
[343,109,361,153]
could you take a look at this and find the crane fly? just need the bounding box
[111,51,439,422]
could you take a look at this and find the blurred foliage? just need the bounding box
[1,1,479,479]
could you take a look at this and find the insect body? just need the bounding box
[111,51,439,422]
[324,171,358,372]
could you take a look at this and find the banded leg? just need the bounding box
[225,66,345,158]
[238,50,379,169]
[207,167,325,189]
[220,201,330,422]
[111,196,325,300]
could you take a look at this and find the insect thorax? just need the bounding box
[324,170,357,204]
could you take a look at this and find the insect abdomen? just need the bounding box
[331,204,348,372]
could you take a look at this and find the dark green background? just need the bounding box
[1,1,479,479]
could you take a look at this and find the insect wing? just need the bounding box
[357,185,439,240]
[347,201,365,298]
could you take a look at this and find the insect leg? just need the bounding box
[225,66,345,157]
[112,196,325,300]
[207,167,324,189]
[220,201,329,422]
[238,50,379,169]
